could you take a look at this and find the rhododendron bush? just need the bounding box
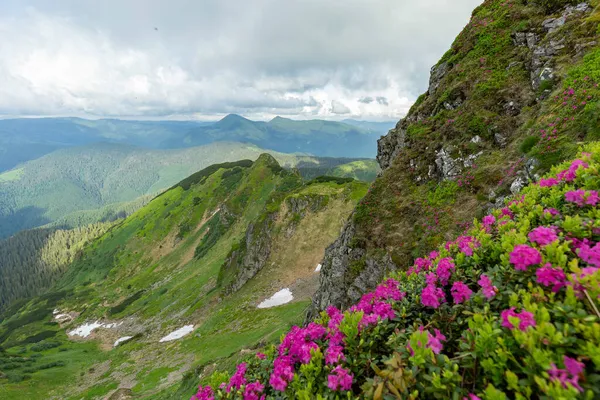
[192,145,600,399]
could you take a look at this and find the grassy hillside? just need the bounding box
[0,142,374,239]
[0,155,367,399]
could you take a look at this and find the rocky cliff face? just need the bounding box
[309,0,600,317]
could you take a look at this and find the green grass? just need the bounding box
[0,168,23,183]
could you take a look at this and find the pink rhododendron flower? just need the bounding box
[451,281,473,304]
[306,322,327,341]
[482,215,496,226]
[565,189,600,207]
[478,274,497,299]
[269,356,294,392]
[427,328,446,354]
[426,272,438,286]
[456,236,480,256]
[227,363,247,392]
[429,250,440,259]
[528,226,559,247]
[436,257,456,285]
[510,244,542,271]
[243,381,265,400]
[539,178,559,187]
[256,352,266,360]
[421,284,445,308]
[536,264,566,292]
[327,365,353,391]
[191,386,214,400]
[463,395,482,400]
[543,208,560,217]
[325,344,345,365]
[548,356,585,392]
[578,242,600,267]
[501,307,536,331]
[500,207,514,219]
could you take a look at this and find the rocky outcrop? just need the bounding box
[376,125,406,170]
[306,219,396,321]
[221,213,276,294]
[428,62,450,95]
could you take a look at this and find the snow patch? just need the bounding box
[159,325,194,342]
[68,321,122,338]
[114,336,134,347]
[257,288,294,309]
[315,264,322,272]
[54,314,72,323]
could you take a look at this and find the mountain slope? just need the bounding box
[309,0,600,316]
[0,142,375,239]
[0,155,367,399]
[165,115,382,158]
[0,116,386,173]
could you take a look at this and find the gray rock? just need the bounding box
[503,101,521,116]
[510,176,528,194]
[575,41,597,55]
[494,131,508,147]
[428,62,449,95]
[306,219,397,320]
[507,61,523,70]
[564,2,592,16]
[435,148,462,180]
[471,135,482,144]
[542,16,566,32]
[377,126,406,170]
[512,32,539,48]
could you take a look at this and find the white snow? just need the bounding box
[159,325,195,342]
[315,264,322,272]
[257,288,294,309]
[114,336,134,347]
[68,321,104,338]
[68,321,122,338]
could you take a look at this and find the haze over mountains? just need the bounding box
[0,116,393,173]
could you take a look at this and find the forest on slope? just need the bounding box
[0,141,378,239]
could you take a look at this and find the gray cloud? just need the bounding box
[0,0,482,120]
[376,96,389,106]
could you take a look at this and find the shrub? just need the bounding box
[192,144,600,399]
[519,135,540,154]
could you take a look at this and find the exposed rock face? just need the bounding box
[376,125,406,170]
[306,219,396,321]
[221,213,276,294]
[428,62,449,95]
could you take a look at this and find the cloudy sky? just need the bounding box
[0,0,481,121]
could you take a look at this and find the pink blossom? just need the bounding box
[528,226,559,246]
[500,207,514,219]
[191,386,214,400]
[501,307,536,331]
[548,356,585,392]
[539,178,559,187]
[478,274,497,299]
[306,322,327,341]
[510,244,542,271]
[543,208,560,217]
[578,242,600,267]
[482,215,496,226]
[436,257,456,285]
[327,365,353,391]
[451,281,473,304]
[463,395,482,400]
[421,284,446,309]
[565,189,600,206]
[536,264,566,292]
[427,329,447,354]
[325,345,345,365]
[456,236,480,256]
[227,363,247,392]
[256,352,266,360]
[426,272,438,286]
[269,356,294,391]
[243,381,265,400]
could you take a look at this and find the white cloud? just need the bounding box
[0,0,482,120]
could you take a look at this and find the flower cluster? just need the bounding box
[509,244,542,271]
[500,307,536,331]
[548,356,585,392]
